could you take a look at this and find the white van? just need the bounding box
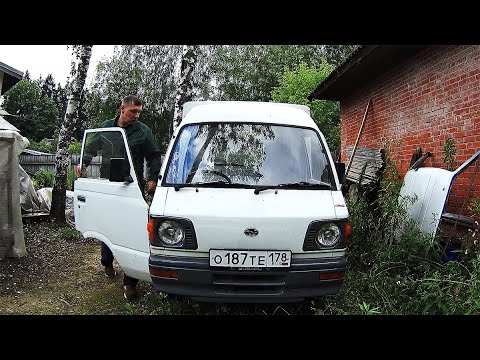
[74,101,350,303]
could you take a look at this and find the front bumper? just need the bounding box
[149,254,346,303]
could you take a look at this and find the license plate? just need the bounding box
[209,250,291,268]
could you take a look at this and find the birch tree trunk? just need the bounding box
[51,45,92,224]
[173,45,199,132]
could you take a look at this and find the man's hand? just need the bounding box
[146,180,157,194]
[76,164,85,177]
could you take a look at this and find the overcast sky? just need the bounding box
[0,45,116,87]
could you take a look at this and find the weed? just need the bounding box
[60,227,80,241]
[32,169,54,190]
[358,302,381,315]
[443,138,457,171]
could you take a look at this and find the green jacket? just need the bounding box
[84,116,161,187]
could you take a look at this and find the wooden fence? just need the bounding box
[19,154,102,178]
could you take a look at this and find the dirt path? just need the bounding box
[0,221,151,315]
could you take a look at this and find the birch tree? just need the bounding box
[173,45,199,132]
[51,45,92,223]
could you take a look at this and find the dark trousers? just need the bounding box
[101,242,139,287]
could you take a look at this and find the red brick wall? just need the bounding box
[340,45,480,214]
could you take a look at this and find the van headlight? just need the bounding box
[158,220,185,246]
[316,223,341,247]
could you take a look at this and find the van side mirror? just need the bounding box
[110,158,133,183]
[335,162,346,184]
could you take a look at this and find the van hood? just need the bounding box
[154,187,347,253]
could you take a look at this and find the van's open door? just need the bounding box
[73,128,151,282]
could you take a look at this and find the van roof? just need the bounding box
[182,101,315,128]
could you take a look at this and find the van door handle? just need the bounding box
[77,195,86,202]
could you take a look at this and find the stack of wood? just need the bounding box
[345,146,386,185]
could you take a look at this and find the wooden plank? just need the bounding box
[345,146,385,185]
[345,100,372,180]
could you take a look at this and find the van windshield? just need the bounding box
[164,123,334,188]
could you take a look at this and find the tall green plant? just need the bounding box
[67,169,75,191]
[271,62,340,153]
[320,151,446,314]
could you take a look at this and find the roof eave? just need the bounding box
[308,45,427,101]
[0,61,24,95]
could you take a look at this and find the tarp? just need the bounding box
[0,122,29,260]
[21,186,75,226]
[19,164,41,213]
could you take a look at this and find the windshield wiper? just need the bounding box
[174,181,244,191]
[214,162,244,166]
[173,183,192,191]
[193,180,229,186]
[253,181,332,194]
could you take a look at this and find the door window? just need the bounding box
[81,130,127,180]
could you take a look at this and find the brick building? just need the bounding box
[309,45,480,214]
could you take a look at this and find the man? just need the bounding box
[77,95,161,300]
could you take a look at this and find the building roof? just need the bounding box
[0,61,24,95]
[0,116,19,131]
[308,45,427,101]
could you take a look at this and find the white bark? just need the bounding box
[51,45,92,223]
[173,45,199,132]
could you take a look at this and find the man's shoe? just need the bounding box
[124,285,138,300]
[104,265,116,278]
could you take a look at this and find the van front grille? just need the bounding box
[212,271,286,296]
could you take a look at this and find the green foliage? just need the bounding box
[358,301,381,315]
[32,169,54,190]
[60,227,80,241]
[322,45,359,67]
[271,62,340,153]
[68,139,81,154]
[316,151,480,315]
[463,198,480,260]
[469,197,480,217]
[27,138,80,157]
[211,45,325,102]
[272,62,331,104]
[27,138,57,154]
[3,79,59,141]
[443,138,457,171]
[35,73,68,129]
[67,169,75,191]
[124,302,136,314]
[310,100,341,154]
